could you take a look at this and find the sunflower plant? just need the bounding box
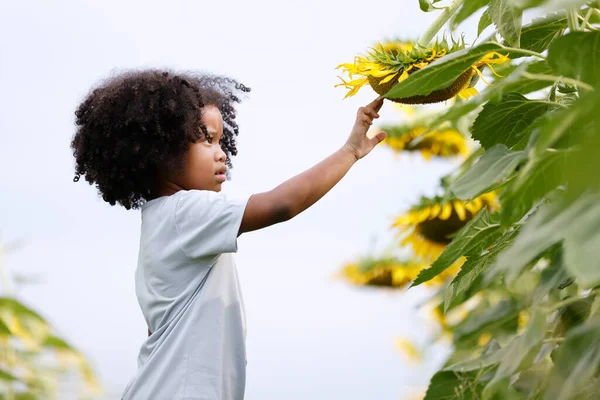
[0,243,101,399]
[336,0,600,398]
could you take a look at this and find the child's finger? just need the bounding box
[366,97,385,113]
[370,131,387,145]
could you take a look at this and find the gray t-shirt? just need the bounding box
[122,189,249,400]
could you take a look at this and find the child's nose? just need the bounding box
[215,147,227,162]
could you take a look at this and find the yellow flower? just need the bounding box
[393,193,499,262]
[395,337,423,363]
[336,39,510,104]
[340,257,428,289]
[382,125,469,160]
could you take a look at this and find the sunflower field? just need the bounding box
[337,0,600,398]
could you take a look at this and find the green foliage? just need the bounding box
[383,1,600,399]
[489,0,523,47]
[471,92,550,150]
[338,1,600,398]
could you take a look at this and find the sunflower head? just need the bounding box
[340,256,428,289]
[393,193,498,262]
[336,38,511,104]
[382,124,469,160]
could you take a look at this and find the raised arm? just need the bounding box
[239,98,387,234]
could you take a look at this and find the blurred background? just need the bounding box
[0,1,480,398]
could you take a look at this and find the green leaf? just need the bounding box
[454,300,517,339]
[489,0,523,47]
[419,0,444,12]
[424,370,484,400]
[412,210,503,287]
[426,61,552,135]
[500,61,555,95]
[478,9,493,36]
[445,340,505,371]
[451,144,527,200]
[544,317,600,400]
[444,229,519,311]
[484,310,547,395]
[534,92,595,156]
[508,14,567,59]
[384,42,502,100]
[492,192,600,288]
[533,247,568,304]
[451,0,491,30]
[471,92,549,150]
[499,149,568,226]
[548,31,600,86]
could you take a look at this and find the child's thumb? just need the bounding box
[370,131,387,146]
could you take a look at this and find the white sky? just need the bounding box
[0,1,482,398]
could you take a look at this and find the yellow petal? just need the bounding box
[439,203,452,220]
[458,87,478,99]
[378,72,398,84]
[430,203,441,218]
[454,201,467,220]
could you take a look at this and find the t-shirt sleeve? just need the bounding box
[174,190,249,259]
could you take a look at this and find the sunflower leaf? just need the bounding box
[499,149,569,226]
[489,0,523,47]
[507,14,567,59]
[411,210,503,287]
[425,61,551,136]
[451,144,527,200]
[491,192,600,288]
[478,9,493,36]
[483,309,547,396]
[423,370,485,400]
[384,42,502,100]
[451,0,491,30]
[444,228,520,311]
[548,31,600,87]
[471,92,549,150]
[544,317,600,400]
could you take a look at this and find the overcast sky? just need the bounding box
[0,1,482,398]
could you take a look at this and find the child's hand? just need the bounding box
[344,98,387,161]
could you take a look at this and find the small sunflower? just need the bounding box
[335,38,510,104]
[382,125,469,159]
[340,255,457,289]
[393,193,498,262]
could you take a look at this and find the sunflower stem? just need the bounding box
[521,72,594,92]
[567,8,580,32]
[496,44,547,59]
[418,0,467,47]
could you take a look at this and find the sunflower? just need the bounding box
[382,125,469,159]
[340,255,457,289]
[335,38,510,104]
[393,193,498,262]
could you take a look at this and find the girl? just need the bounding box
[71,70,386,400]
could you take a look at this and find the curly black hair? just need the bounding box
[71,70,250,209]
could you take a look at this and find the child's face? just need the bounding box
[178,105,228,192]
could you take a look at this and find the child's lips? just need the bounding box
[215,167,227,182]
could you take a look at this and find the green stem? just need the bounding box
[418,0,467,47]
[496,44,547,59]
[521,72,594,92]
[578,12,599,31]
[546,289,600,312]
[567,8,580,32]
